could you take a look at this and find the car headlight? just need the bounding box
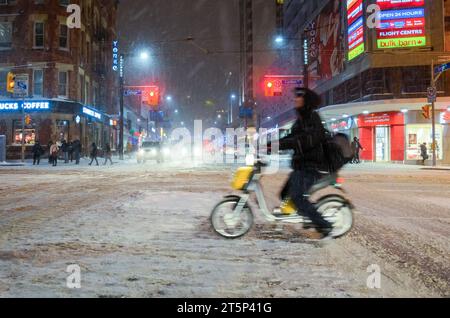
[151,149,157,156]
[162,148,170,156]
[194,147,202,157]
[139,149,145,155]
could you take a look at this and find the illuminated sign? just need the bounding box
[377,27,425,38]
[376,1,426,49]
[349,43,365,60]
[0,102,19,111]
[347,11,364,61]
[378,36,426,48]
[23,102,50,110]
[347,0,363,26]
[378,17,425,30]
[0,101,50,111]
[347,0,359,10]
[82,107,102,120]
[377,0,424,10]
[112,41,119,72]
[379,8,425,21]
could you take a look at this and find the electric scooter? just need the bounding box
[210,159,354,239]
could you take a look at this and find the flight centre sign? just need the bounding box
[376,0,426,49]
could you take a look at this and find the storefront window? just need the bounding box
[406,124,443,161]
[13,120,35,146]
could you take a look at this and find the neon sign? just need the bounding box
[0,101,50,111]
[347,1,364,62]
[376,0,426,49]
[377,0,424,10]
[82,107,102,120]
[112,41,119,72]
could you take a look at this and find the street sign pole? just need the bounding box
[14,74,29,163]
[21,95,25,163]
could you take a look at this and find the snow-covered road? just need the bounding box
[0,161,448,297]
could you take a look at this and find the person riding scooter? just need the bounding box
[278,87,333,238]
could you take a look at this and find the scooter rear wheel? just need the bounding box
[210,198,254,239]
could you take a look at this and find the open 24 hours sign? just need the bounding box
[376,0,426,49]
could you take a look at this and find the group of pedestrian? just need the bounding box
[88,142,113,166]
[31,139,107,166]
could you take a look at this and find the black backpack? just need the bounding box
[322,132,353,173]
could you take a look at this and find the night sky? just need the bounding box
[118,0,243,126]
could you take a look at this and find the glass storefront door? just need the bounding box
[375,126,390,162]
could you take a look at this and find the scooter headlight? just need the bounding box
[245,154,255,166]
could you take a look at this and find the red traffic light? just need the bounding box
[264,80,275,97]
[143,86,160,106]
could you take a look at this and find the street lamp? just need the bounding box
[229,94,236,125]
[274,35,284,45]
[273,30,310,88]
[119,50,150,160]
[140,51,150,60]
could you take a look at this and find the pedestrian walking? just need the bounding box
[61,140,69,164]
[127,141,133,159]
[47,140,53,164]
[420,143,428,165]
[32,141,44,165]
[351,137,364,164]
[103,143,113,165]
[49,142,59,167]
[68,141,74,163]
[89,142,99,166]
[73,140,81,165]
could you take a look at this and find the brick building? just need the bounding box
[0,0,118,159]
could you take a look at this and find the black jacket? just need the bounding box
[32,144,43,156]
[279,109,327,171]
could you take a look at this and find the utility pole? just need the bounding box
[239,0,254,128]
[119,54,125,160]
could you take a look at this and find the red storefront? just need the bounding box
[358,112,405,162]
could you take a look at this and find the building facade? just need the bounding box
[0,0,118,159]
[261,0,450,165]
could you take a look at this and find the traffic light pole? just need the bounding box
[21,95,25,163]
[431,60,438,167]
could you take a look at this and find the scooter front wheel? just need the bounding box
[210,198,254,239]
[316,195,354,238]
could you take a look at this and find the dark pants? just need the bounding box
[52,155,58,166]
[353,151,360,163]
[89,156,98,166]
[287,169,332,229]
[33,154,41,165]
[74,151,80,165]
